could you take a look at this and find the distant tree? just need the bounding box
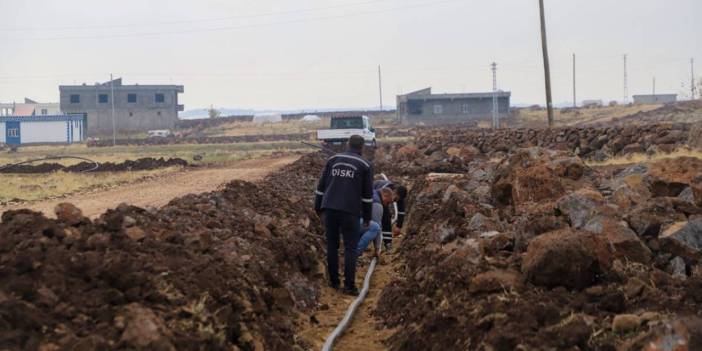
[208,105,221,119]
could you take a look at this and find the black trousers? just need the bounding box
[324,209,360,288]
[381,204,393,247]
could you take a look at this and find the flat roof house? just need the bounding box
[0,114,86,145]
[59,78,184,135]
[633,94,677,105]
[0,98,61,117]
[397,87,510,125]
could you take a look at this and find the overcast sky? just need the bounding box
[0,0,700,110]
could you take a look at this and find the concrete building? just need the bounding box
[59,78,184,135]
[0,114,86,145]
[0,98,61,116]
[396,88,510,125]
[633,94,677,105]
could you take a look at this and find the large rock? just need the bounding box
[611,174,652,210]
[584,215,652,263]
[550,156,586,180]
[556,189,604,229]
[659,218,702,261]
[491,148,567,208]
[522,229,612,290]
[625,199,686,238]
[620,317,702,351]
[469,269,523,294]
[647,157,702,197]
[118,304,175,350]
[54,203,85,225]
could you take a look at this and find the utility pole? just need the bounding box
[691,58,696,100]
[624,54,629,105]
[653,76,656,95]
[378,65,383,110]
[110,74,116,146]
[572,53,576,108]
[491,62,499,129]
[538,0,554,127]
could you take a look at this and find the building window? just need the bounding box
[7,128,18,137]
[127,94,137,103]
[407,100,423,115]
[462,104,470,114]
[157,111,162,116]
[70,94,80,104]
[129,112,134,117]
[41,109,48,115]
[433,104,443,114]
[155,93,165,103]
[99,94,109,103]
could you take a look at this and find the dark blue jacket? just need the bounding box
[373,179,406,228]
[315,150,374,222]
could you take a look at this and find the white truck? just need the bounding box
[316,115,376,147]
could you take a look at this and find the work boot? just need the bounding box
[342,286,359,296]
[384,242,393,252]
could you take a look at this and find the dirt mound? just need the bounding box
[612,100,702,125]
[0,157,189,174]
[0,153,328,350]
[376,146,702,350]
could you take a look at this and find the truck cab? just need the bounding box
[316,115,376,147]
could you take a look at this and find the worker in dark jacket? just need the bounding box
[373,179,408,251]
[315,135,374,296]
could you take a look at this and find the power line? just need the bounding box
[5,0,464,41]
[572,53,576,108]
[491,62,499,129]
[692,58,696,100]
[378,65,383,111]
[0,0,395,32]
[624,54,629,104]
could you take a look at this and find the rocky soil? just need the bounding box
[0,157,189,173]
[374,131,702,350]
[3,121,702,351]
[374,124,702,166]
[0,153,327,350]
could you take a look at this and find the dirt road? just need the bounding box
[0,156,299,219]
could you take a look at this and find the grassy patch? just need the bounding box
[0,168,178,203]
[0,141,312,167]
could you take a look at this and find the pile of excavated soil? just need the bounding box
[0,153,328,350]
[373,123,693,168]
[0,157,189,174]
[376,144,702,350]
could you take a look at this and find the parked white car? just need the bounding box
[147,129,173,138]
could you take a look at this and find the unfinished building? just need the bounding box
[396,87,510,125]
[59,78,184,135]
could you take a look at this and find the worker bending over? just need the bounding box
[356,187,395,258]
[373,179,408,251]
[314,135,374,296]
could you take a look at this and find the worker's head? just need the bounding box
[380,187,395,206]
[348,135,365,152]
[394,185,408,203]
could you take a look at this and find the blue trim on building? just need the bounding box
[0,115,85,123]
